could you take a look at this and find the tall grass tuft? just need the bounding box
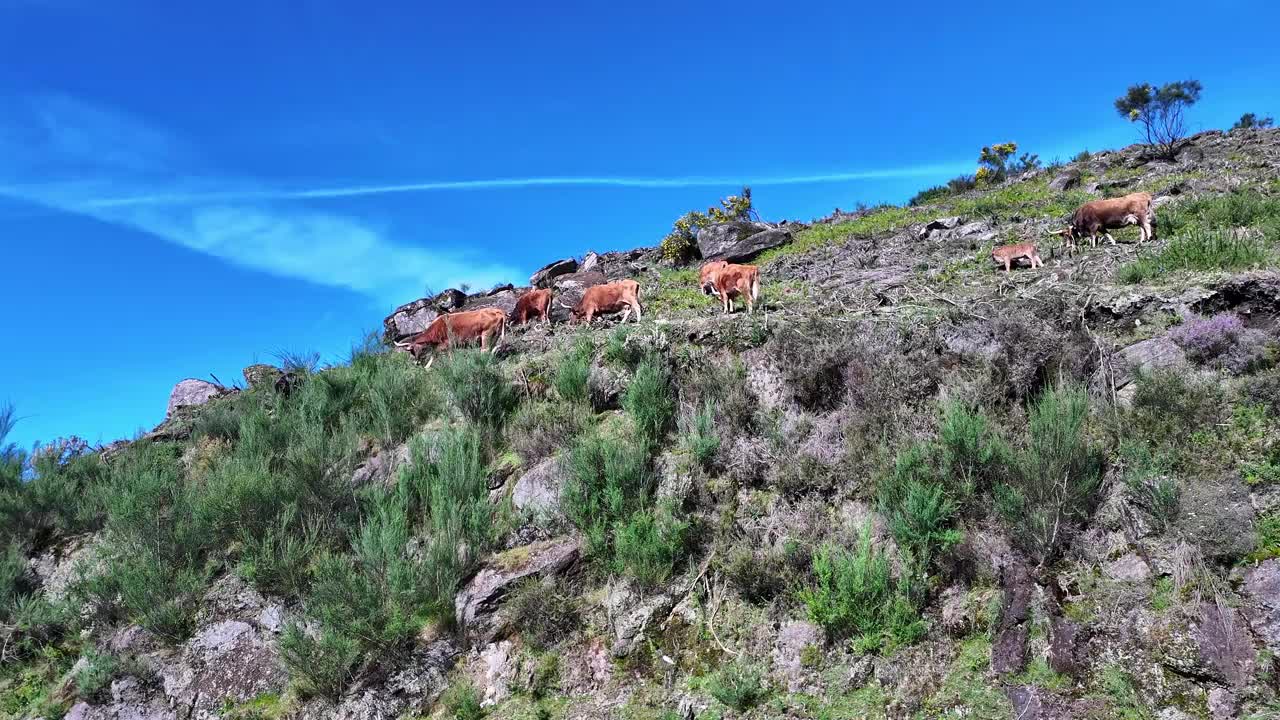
[1119,228,1272,283]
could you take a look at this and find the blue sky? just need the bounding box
[1,0,1277,449]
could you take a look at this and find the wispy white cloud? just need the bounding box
[1,93,966,301]
[0,94,519,300]
[82,164,969,208]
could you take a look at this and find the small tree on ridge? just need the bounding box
[1114,80,1203,159]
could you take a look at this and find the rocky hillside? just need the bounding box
[4,128,1280,720]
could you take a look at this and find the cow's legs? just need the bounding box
[1105,232,1117,245]
[632,301,642,322]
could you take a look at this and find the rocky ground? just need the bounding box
[5,128,1280,720]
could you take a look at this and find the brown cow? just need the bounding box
[711,263,762,314]
[393,307,506,367]
[511,288,553,325]
[699,260,729,297]
[571,279,642,324]
[991,242,1043,272]
[1062,192,1155,251]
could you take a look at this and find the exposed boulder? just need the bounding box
[1104,553,1152,583]
[241,364,283,389]
[434,288,468,311]
[161,619,288,719]
[1115,336,1188,391]
[455,537,581,646]
[530,258,579,288]
[382,298,441,344]
[1243,559,1280,654]
[605,580,680,658]
[697,222,792,263]
[1048,169,1081,192]
[579,251,601,273]
[350,442,412,490]
[166,379,227,418]
[459,287,520,317]
[511,455,565,518]
[1175,474,1255,562]
[1154,602,1256,689]
[587,363,625,411]
[66,676,175,720]
[29,533,102,602]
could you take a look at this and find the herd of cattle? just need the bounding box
[393,191,1157,363]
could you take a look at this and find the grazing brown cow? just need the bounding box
[711,263,762,314]
[571,279,642,324]
[698,260,729,297]
[991,242,1043,272]
[511,288,553,325]
[394,307,506,367]
[1062,192,1155,251]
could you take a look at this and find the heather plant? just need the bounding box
[1170,313,1274,373]
[707,661,769,712]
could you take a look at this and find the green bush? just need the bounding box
[1127,369,1224,449]
[279,624,361,701]
[441,680,486,720]
[1118,441,1179,529]
[1,541,29,618]
[554,340,593,405]
[622,356,674,450]
[235,507,321,598]
[436,351,518,430]
[611,504,688,587]
[562,431,653,558]
[679,400,720,470]
[996,385,1105,564]
[875,445,961,572]
[659,187,755,263]
[799,526,926,650]
[73,650,118,701]
[603,326,643,369]
[398,427,499,613]
[937,400,1008,502]
[708,661,768,712]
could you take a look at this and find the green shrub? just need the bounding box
[436,351,518,430]
[399,427,500,613]
[235,507,321,598]
[937,400,1008,502]
[996,385,1105,564]
[279,624,360,701]
[679,400,720,470]
[708,661,768,712]
[875,445,961,571]
[1118,441,1179,529]
[799,526,926,650]
[622,356,674,450]
[554,340,594,405]
[345,350,444,446]
[507,578,580,650]
[603,326,642,368]
[611,504,688,587]
[720,543,790,604]
[562,431,653,558]
[441,680,486,720]
[1,541,29,618]
[73,650,118,701]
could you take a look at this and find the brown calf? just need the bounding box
[711,263,762,314]
[571,279,642,324]
[393,307,506,367]
[991,242,1043,272]
[1062,192,1155,251]
[511,288,553,325]
[698,260,729,297]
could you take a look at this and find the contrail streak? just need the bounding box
[81,164,968,208]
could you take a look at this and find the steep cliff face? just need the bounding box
[5,128,1280,720]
